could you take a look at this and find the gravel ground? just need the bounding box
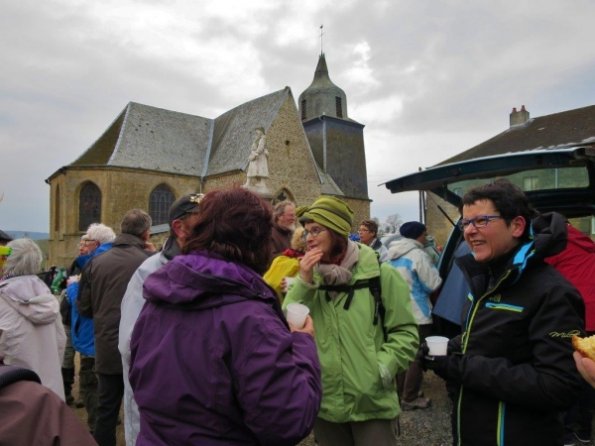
[298,371,452,446]
[72,370,452,446]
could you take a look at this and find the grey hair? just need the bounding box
[273,200,295,222]
[86,223,116,244]
[3,238,43,277]
[121,209,152,237]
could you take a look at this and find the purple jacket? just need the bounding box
[129,251,321,446]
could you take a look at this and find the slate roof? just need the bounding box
[442,105,595,165]
[72,103,210,176]
[208,88,291,176]
[66,88,293,178]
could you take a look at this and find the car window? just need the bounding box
[447,165,590,198]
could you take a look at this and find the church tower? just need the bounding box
[298,53,369,200]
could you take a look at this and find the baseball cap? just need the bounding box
[168,193,204,223]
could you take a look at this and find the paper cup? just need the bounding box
[426,336,449,356]
[286,303,310,329]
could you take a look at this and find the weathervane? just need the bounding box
[320,24,324,55]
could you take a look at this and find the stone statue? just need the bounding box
[244,128,270,192]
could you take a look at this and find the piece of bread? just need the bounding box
[572,335,595,361]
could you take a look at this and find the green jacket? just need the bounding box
[284,243,418,422]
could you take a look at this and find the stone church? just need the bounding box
[46,54,371,266]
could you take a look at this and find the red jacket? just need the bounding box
[546,225,595,331]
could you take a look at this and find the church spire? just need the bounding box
[298,53,348,122]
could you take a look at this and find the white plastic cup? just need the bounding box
[286,303,310,329]
[426,336,449,356]
[283,276,296,292]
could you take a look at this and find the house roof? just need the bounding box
[441,105,595,164]
[64,88,292,179]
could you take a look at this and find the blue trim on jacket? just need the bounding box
[67,243,113,356]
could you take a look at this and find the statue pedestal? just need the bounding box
[242,183,273,202]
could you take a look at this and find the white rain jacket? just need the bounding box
[0,275,66,400]
[388,237,442,325]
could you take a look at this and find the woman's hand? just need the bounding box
[289,315,315,337]
[299,248,323,284]
[574,351,595,388]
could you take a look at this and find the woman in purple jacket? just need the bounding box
[129,188,322,446]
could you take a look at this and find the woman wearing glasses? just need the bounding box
[423,179,584,446]
[283,196,418,446]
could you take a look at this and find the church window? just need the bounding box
[79,182,101,232]
[54,185,60,232]
[149,184,175,226]
[335,97,343,118]
[301,100,307,120]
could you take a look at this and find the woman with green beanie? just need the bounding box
[283,196,419,446]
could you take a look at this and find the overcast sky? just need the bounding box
[2,0,595,232]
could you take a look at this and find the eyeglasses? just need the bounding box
[302,227,327,239]
[358,228,370,233]
[457,215,503,231]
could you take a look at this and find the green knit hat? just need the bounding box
[297,196,354,237]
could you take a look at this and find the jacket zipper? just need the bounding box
[456,270,512,446]
[497,401,506,446]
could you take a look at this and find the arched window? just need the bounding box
[79,182,101,231]
[149,184,175,226]
[273,188,295,206]
[335,97,343,118]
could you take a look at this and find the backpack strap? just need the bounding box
[0,365,41,389]
[318,272,388,342]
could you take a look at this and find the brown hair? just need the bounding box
[359,219,378,237]
[301,218,348,264]
[183,188,273,274]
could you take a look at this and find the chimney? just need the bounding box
[510,105,530,127]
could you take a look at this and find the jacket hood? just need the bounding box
[387,237,422,261]
[143,251,278,311]
[0,275,60,325]
[519,212,567,264]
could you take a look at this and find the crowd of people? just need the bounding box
[0,179,594,446]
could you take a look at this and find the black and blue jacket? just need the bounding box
[451,212,584,446]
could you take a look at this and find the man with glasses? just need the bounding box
[358,219,388,262]
[423,178,584,445]
[65,224,116,431]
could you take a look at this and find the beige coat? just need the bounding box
[0,275,66,400]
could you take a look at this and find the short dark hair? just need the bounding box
[460,179,538,239]
[184,188,273,274]
[359,219,378,236]
[120,209,152,237]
